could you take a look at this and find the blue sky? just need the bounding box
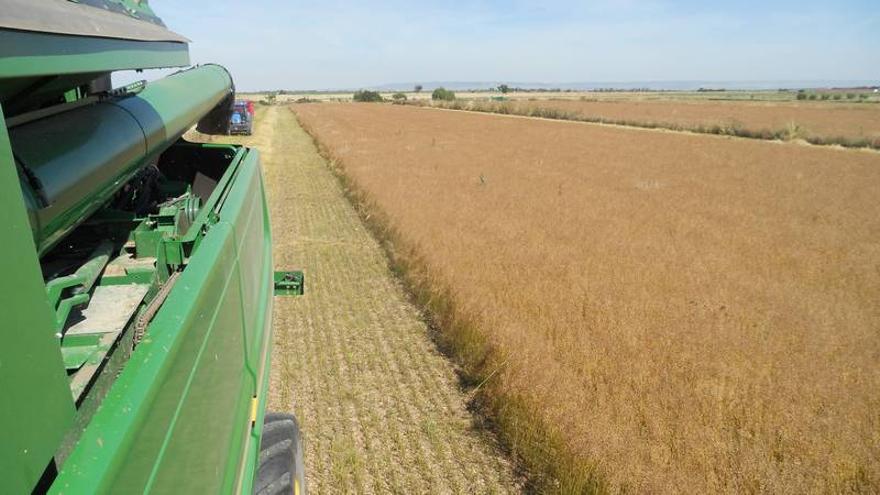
[143,0,879,91]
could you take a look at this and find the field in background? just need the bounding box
[293,103,880,493]
[241,88,880,105]
[250,87,880,148]
[423,98,880,146]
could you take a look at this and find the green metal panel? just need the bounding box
[232,153,277,493]
[274,271,305,296]
[0,0,189,114]
[0,29,188,80]
[1,1,278,491]
[223,150,274,379]
[58,0,167,27]
[0,0,175,37]
[0,107,76,494]
[51,148,275,494]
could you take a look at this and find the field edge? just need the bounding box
[289,106,608,495]
[402,100,880,151]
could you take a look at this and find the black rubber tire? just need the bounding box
[254,412,307,495]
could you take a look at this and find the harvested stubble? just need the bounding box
[293,103,880,494]
[189,107,520,494]
[418,98,880,150]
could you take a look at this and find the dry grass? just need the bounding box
[412,99,880,150]
[293,103,880,494]
[191,107,520,493]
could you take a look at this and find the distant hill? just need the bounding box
[362,80,879,92]
[248,80,879,94]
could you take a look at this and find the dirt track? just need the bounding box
[230,105,519,493]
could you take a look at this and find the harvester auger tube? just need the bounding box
[0,1,305,493]
[10,64,234,256]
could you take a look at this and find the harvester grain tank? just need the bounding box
[0,1,305,493]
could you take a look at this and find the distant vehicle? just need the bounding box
[229,99,254,135]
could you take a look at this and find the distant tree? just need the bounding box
[796,91,807,100]
[414,84,423,93]
[431,87,456,101]
[353,90,384,102]
[846,93,856,100]
[392,92,407,102]
[498,84,510,94]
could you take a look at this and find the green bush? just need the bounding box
[832,94,843,100]
[808,94,818,100]
[846,93,857,100]
[392,92,407,102]
[432,87,456,101]
[796,92,807,100]
[353,90,384,102]
[820,93,831,100]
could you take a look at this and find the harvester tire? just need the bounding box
[255,412,306,495]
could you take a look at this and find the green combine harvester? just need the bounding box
[0,1,306,493]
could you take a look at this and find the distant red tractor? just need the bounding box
[229,99,255,135]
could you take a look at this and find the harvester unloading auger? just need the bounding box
[0,1,306,494]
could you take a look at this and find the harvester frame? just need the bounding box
[0,1,305,494]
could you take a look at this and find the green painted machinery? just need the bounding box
[0,2,305,494]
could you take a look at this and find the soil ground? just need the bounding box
[216,106,520,494]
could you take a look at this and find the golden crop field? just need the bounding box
[293,103,880,493]
[528,99,880,138]
[424,98,880,148]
